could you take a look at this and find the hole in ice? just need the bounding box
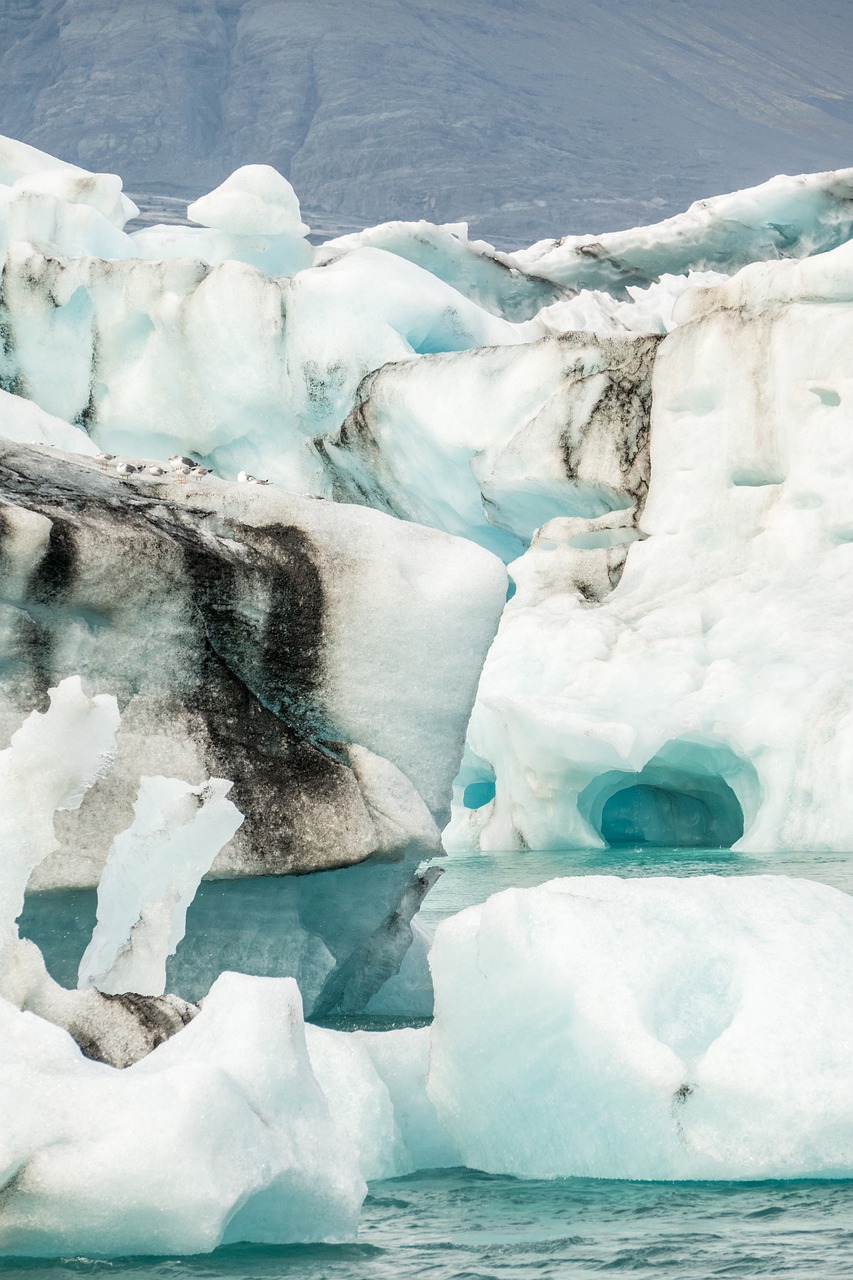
[812,387,841,407]
[731,468,784,488]
[578,738,758,850]
[599,783,742,848]
[463,778,496,809]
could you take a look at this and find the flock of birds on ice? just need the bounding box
[96,453,270,484]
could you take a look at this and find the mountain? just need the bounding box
[1,0,852,246]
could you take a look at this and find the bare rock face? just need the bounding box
[0,440,507,890]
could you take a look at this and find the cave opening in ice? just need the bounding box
[578,738,760,849]
[463,777,496,809]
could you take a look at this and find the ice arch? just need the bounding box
[578,738,761,849]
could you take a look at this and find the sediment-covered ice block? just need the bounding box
[428,874,853,1181]
[318,332,660,560]
[0,442,506,887]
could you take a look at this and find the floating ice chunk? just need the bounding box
[505,169,853,294]
[0,134,138,226]
[428,875,853,1180]
[0,677,119,934]
[305,1024,411,1181]
[77,777,244,996]
[128,164,318,277]
[305,1023,458,1180]
[188,165,310,237]
[12,169,137,231]
[0,973,364,1256]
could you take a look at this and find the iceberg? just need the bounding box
[448,234,853,855]
[506,169,853,294]
[318,332,660,560]
[77,777,244,996]
[0,973,365,1256]
[0,441,504,890]
[427,874,853,1181]
[4,128,853,1254]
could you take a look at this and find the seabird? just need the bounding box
[116,462,138,476]
[169,455,196,470]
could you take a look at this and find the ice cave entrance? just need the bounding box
[578,739,759,849]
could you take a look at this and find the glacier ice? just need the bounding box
[0,441,504,888]
[506,169,853,294]
[0,685,364,1254]
[0,676,118,938]
[318,332,660,561]
[4,128,853,1254]
[0,973,365,1256]
[449,234,853,854]
[77,777,244,996]
[427,874,853,1180]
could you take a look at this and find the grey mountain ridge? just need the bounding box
[1,0,852,247]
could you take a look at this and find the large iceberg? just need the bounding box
[0,973,365,1256]
[427,875,853,1181]
[448,233,853,854]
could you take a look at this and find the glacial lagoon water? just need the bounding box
[13,844,853,1278]
[7,1174,853,1279]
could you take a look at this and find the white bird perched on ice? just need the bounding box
[237,470,269,485]
[169,455,196,473]
[115,462,138,476]
[147,465,166,476]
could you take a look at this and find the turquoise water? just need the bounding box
[6,1173,853,1277]
[11,844,853,1276]
[419,843,853,932]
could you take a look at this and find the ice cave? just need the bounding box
[578,740,759,850]
[3,124,853,1271]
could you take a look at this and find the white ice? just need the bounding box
[447,234,853,854]
[77,777,244,996]
[427,874,853,1180]
[0,686,364,1253]
[0,973,365,1256]
[0,677,118,947]
[506,169,853,292]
